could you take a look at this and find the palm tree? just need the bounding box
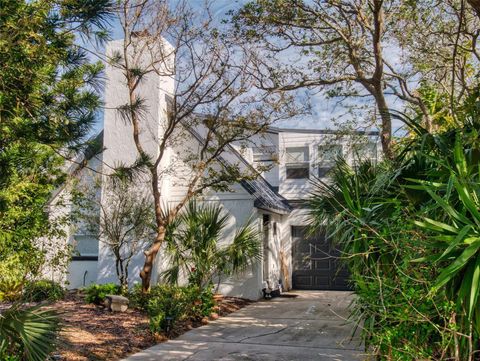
[162,201,262,290]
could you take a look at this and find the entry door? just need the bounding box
[292,226,350,290]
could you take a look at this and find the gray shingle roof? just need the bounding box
[240,178,291,215]
[186,125,292,215]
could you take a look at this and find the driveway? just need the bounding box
[123,291,365,361]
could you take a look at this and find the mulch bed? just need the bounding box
[43,292,253,361]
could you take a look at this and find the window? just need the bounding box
[253,146,277,163]
[285,146,310,179]
[353,142,378,162]
[317,144,343,178]
[72,234,99,260]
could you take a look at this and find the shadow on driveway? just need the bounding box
[122,291,366,361]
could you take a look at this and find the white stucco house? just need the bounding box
[44,39,379,300]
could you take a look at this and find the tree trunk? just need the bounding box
[375,91,393,159]
[140,225,167,292]
[371,0,393,158]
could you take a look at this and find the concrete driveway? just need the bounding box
[123,291,365,361]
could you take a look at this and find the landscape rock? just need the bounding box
[105,294,129,312]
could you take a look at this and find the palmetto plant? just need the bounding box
[0,304,60,361]
[410,136,480,355]
[162,201,262,289]
[308,157,408,353]
[308,157,401,275]
[307,93,480,358]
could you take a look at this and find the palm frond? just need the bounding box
[0,304,60,361]
[162,200,261,287]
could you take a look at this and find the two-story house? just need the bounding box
[43,39,379,300]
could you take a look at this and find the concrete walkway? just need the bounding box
[123,291,365,361]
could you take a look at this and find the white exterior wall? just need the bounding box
[97,39,174,286]
[278,131,378,200]
[237,130,379,293]
[67,155,103,289]
[40,192,72,285]
[41,154,103,289]
[207,197,262,301]
[258,207,311,293]
[239,129,379,200]
[261,211,286,288]
[241,131,280,187]
[161,132,266,299]
[67,260,98,288]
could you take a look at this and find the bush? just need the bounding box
[128,283,150,311]
[84,283,121,305]
[0,255,26,302]
[147,285,189,333]
[186,285,215,320]
[23,280,65,302]
[308,109,480,359]
[141,284,215,334]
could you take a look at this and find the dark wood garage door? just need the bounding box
[292,226,350,290]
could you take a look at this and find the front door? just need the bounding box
[292,226,350,290]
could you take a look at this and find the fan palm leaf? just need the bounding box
[0,304,60,361]
[162,200,261,287]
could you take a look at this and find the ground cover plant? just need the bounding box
[0,304,60,361]
[51,289,248,360]
[131,284,215,334]
[84,283,122,305]
[23,280,65,303]
[309,96,480,359]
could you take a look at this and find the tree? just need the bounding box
[393,1,480,124]
[102,0,297,291]
[308,99,480,359]
[0,0,112,358]
[74,178,155,292]
[232,1,480,142]
[0,0,112,288]
[231,0,424,157]
[162,201,262,290]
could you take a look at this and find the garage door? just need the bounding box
[292,226,350,290]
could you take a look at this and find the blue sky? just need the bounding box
[89,0,383,135]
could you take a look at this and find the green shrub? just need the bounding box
[128,283,150,311]
[84,283,121,305]
[143,284,214,334]
[0,255,26,302]
[147,285,189,333]
[162,201,261,288]
[308,109,480,359]
[186,285,215,320]
[23,280,65,302]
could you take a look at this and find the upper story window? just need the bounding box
[285,146,310,179]
[317,144,343,178]
[253,146,277,163]
[352,142,378,163]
